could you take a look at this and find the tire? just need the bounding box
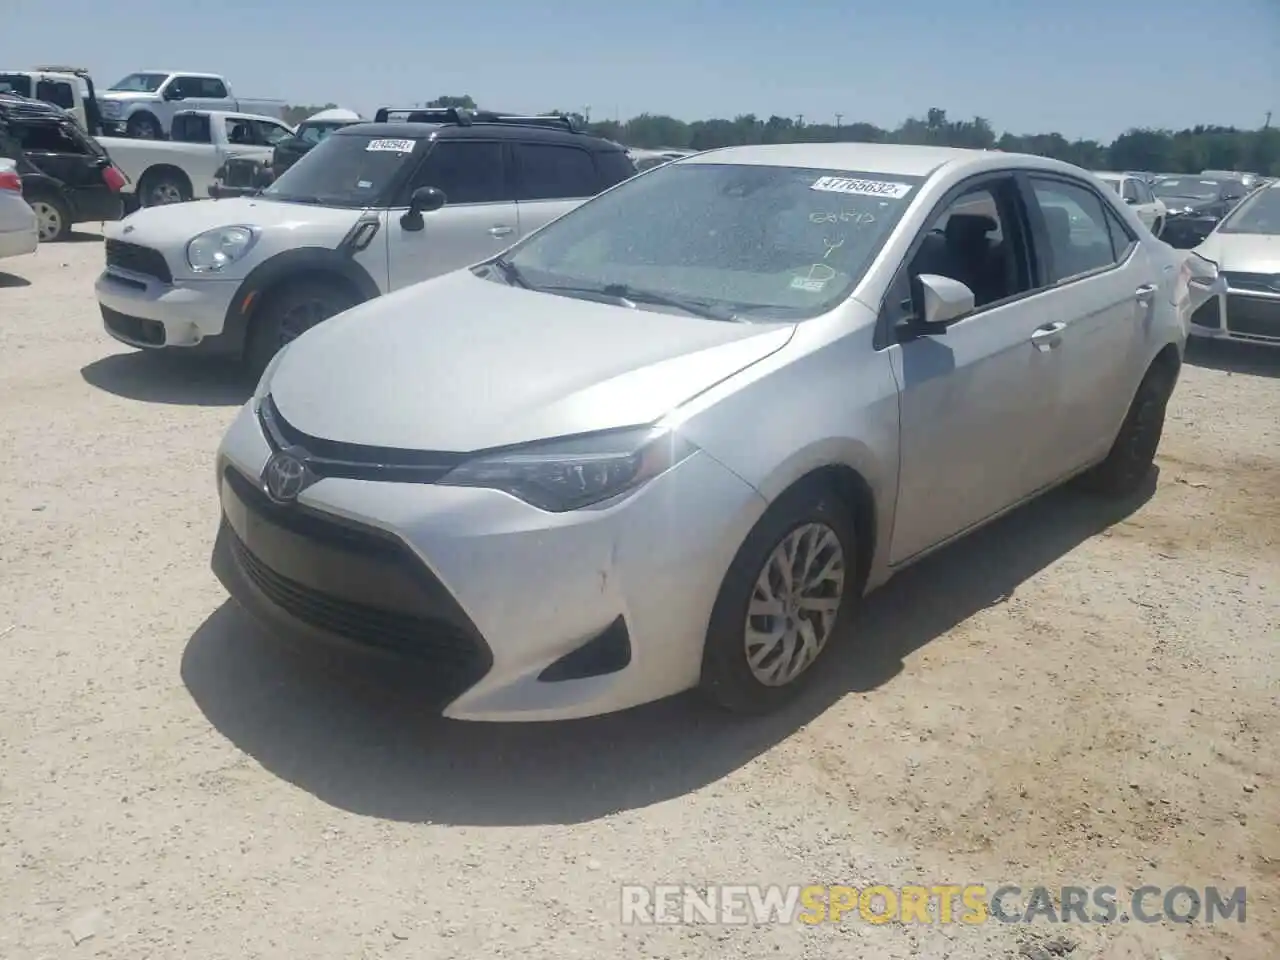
[1153,217,1164,239]
[126,112,162,139]
[1073,363,1176,499]
[28,193,71,242]
[244,278,358,376]
[699,482,857,714]
[138,169,191,207]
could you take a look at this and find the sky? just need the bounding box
[4,0,1277,141]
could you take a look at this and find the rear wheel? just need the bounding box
[29,194,71,242]
[699,483,856,714]
[1074,362,1176,498]
[245,278,358,376]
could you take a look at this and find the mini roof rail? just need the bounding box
[470,111,580,133]
[373,106,473,125]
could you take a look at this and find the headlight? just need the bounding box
[101,101,121,118]
[438,426,698,512]
[186,226,257,273]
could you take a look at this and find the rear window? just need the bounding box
[0,74,33,97]
[13,119,93,155]
[596,149,638,189]
[170,113,212,143]
[36,80,75,109]
[262,132,419,207]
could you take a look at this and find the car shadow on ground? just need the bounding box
[0,271,31,288]
[1185,338,1280,379]
[60,231,104,243]
[181,472,1157,826]
[80,352,252,406]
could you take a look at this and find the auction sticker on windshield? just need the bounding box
[366,139,415,153]
[811,176,912,199]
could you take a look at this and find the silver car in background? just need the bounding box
[213,143,1215,722]
[1188,181,1280,346]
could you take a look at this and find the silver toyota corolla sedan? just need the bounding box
[1187,180,1280,347]
[211,143,1219,722]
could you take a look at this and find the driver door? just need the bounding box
[385,139,519,290]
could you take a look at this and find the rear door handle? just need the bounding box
[1135,283,1157,302]
[488,225,514,238]
[1030,321,1066,351]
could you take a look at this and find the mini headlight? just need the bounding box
[186,226,257,273]
[438,426,698,512]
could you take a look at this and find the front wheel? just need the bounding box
[700,484,856,714]
[1073,363,1175,499]
[125,113,162,139]
[244,279,358,376]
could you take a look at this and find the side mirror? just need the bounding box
[915,274,975,329]
[399,186,447,231]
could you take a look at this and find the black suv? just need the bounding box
[0,94,125,241]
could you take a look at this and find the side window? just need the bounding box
[36,80,76,109]
[199,77,229,98]
[258,122,294,146]
[169,76,194,98]
[595,150,638,190]
[409,141,506,204]
[906,181,1029,309]
[1028,178,1119,283]
[14,121,87,155]
[1121,179,1139,203]
[0,127,22,160]
[515,143,597,200]
[1103,204,1137,262]
[171,113,212,143]
[1137,180,1154,204]
[225,119,253,145]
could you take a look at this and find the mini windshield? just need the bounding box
[297,121,352,146]
[501,162,924,320]
[109,73,168,93]
[1154,178,1221,200]
[262,132,418,207]
[1218,188,1280,235]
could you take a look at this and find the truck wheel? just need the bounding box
[29,194,71,242]
[138,170,191,207]
[245,279,358,376]
[126,113,162,139]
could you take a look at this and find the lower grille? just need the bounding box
[1190,297,1221,329]
[101,305,165,345]
[219,466,491,702]
[1223,271,1280,295]
[1225,295,1280,340]
[105,238,172,284]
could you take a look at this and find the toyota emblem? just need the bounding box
[262,448,310,503]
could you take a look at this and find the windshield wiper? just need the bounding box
[488,255,530,288]
[533,281,741,322]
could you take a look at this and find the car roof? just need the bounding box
[333,120,627,151]
[679,142,1080,179]
[135,69,219,78]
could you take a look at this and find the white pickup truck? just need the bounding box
[97,71,286,140]
[101,109,295,207]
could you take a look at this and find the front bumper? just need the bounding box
[95,268,242,353]
[211,401,768,721]
[1189,287,1280,346]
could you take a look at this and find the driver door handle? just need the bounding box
[1030,321,1066,351]
[1135,283,1157,302]
[488,225,514,238]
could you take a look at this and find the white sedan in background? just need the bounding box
[0,159,38,260]
[1095,172,1167,237]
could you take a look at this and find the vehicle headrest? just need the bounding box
[945,213,997,245]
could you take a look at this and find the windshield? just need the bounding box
[1154,178,1221,200]
[0,74,33,97]
[1218,188,1280,235]
[108,72,168,92]
[501,162,923,320]
[262,132,418,207]
[297,121,351,146]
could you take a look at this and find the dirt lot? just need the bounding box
[1,233,1276,960]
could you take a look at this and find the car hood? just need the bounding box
[1194,232,1280,273]
[103,196,362,247]
[99,90,155,101]
[268,270,797,452]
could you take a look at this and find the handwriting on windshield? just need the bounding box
[810,211,876,225]
[821,236,844,260]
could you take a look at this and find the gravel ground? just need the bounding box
[1,233,1277,960]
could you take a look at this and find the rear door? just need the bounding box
[12,118,119,221]
[385,138,518,289]
[1021,174,1153,472]
[511,140,600,236]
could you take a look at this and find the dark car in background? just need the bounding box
[1152,175,1252,248]
[0,93,126,241]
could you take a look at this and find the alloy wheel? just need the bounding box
[279,299,335,345]
[744,522,845,687]
[31,201,63,242]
